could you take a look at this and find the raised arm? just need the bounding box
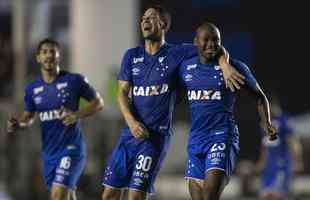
[118,80,149,139]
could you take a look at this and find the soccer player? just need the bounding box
[256,96,303,200]
[101,5,245,200]
[6,38,104,200]
[179,22,277,200]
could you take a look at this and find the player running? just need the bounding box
[256,96,303,200]
[7,38,104,200]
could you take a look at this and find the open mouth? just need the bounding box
[143,23,152,31]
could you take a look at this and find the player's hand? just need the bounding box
[266,123,277,141]
[7,116,19,133]
[128,120,149,140]
[220,63,245,92]
[60,107,78,126]
[218,46,245,92]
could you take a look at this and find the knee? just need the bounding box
[101,188,121,200]
[204,170,228,194]
[128,189,147,200]
[51,188,69,200]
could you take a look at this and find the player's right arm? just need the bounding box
[7,111,35,133]
[7,84,36,133]
[117,80,149,139]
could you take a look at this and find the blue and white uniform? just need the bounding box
[260,114,293,196]
[179,57,258,180]
[24,70,96,189]
[102,44,196,193]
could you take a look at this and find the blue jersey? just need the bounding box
[179,57,258,145]
[24,70,96,161]
[260,114,293,195]
[117,43,196,135]
[262,114,293,170]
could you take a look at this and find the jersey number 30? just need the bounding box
[136,155,152,172]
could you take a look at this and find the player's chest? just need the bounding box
[130,55,178,84]
[183,65,225,90]
[32,82,76,110]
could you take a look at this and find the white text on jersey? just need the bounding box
[39,109,66,122]
[133,84,169,96]
[188,90,221,101]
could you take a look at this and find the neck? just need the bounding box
[41,66,60,83]
[199,54,217,65]
[144,36,165,55]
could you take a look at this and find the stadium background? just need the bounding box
[0,0,309,199]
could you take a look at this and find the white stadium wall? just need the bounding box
[71,0,138,93]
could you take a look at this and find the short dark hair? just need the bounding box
[36,38,60,54]
[197,22,219,33]
[145,4,171,32]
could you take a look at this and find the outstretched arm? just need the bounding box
[118,80,149,139]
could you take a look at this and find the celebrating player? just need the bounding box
[101,5,245,200]
[179,22,277,200]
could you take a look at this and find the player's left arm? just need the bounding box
[235,61,277,140]
[62,75,104,126]
[287,134,303,173]
[255,144,267,174]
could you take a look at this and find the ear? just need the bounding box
[159,20,166,31]
[36,54,40,63]
[193,36,198,45]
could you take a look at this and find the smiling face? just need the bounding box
[195,23,221,61]
[36,43,60,72]
[140,8,164,41]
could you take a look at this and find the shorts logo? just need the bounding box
[210,158,222,165]
[55,175,64,182]
[133,178,144,186]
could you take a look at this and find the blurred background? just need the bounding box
[0,0,309,199]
